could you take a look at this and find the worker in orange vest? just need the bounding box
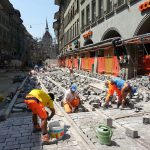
[24,89,55,142]
[63,84,80,113]
[104,78,136,109]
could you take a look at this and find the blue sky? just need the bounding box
[10,0,59,39]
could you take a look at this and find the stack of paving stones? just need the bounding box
[12,77,38,113]
[56,68,149,106]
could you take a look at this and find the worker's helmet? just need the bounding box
[71,84,77,92]
[48,93,55,101]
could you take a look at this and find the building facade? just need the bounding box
[54,0,150,78]
[0,0,33,67]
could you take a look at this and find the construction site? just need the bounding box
[0,66,150,150]
[0,0,150,149]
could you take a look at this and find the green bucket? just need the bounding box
[95,124,113,145]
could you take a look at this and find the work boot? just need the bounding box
[33,124,41,133]
[41,133,50,143]
[121,101,126,109]
[117,102,121,109]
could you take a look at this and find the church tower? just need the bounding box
[41,18,53,60]
[45,18,49,32]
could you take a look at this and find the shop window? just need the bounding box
[92,0,96,22]
[81,53,85,58]
[98,49,104,57]
[90,51,95,57]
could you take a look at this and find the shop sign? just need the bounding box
[83,30,93,39]
[139,0,150,12]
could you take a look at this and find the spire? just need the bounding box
[45,18,49,32]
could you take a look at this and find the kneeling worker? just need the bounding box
[105,78,136,108]
[24,89,55,142]
[63,84,80,113]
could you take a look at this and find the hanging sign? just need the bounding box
[139,0,150,12]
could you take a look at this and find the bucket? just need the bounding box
[48,120,65,140]
[95,124,113,145]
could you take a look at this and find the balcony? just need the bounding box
[53,20,60,30]
[55,0,61,6]
[54,11,60,20]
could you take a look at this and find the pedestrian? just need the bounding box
[24,89,55,142]
[104,78,136,109]
[63,84,80,113]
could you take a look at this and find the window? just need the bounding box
[75,22,76,37]
[90,52,95,57]
[92,0,96,22]
[117,0,125,7]
[81,9,85,28]
[77,19,79,35]
[98,0,104,18]
[86,5,90,25]
[81,0,85,5]
[73,24,75,38]
[81,53,85,58]
[72,3,74,17]
[77,0,79,12]
[106,0,113,13]
[98,49,104,57]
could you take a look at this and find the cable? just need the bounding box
[24,22,52,26]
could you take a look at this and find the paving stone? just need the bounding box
[6,141,19,146]
[21,132,32,136]
[67,140,78,146]
[11,133,22,138]
[0,143,6,150]
[125,127,138,138]
[18,139,31,144]
[16,136,29,141]
[31,146,43,150]
[43,145,57,150]
[21,143,34,148]
[4,144,20,150]
[143,116,150,124]
[92,103,99,108]
[19,148,30,150]
[5,137,16,142]
[103,117,113,128]
[33,141,42,147]
[0,138,6,143]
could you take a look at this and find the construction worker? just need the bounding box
[105,78,136,108]
[63,84,80,113]
[24,89,55,142]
